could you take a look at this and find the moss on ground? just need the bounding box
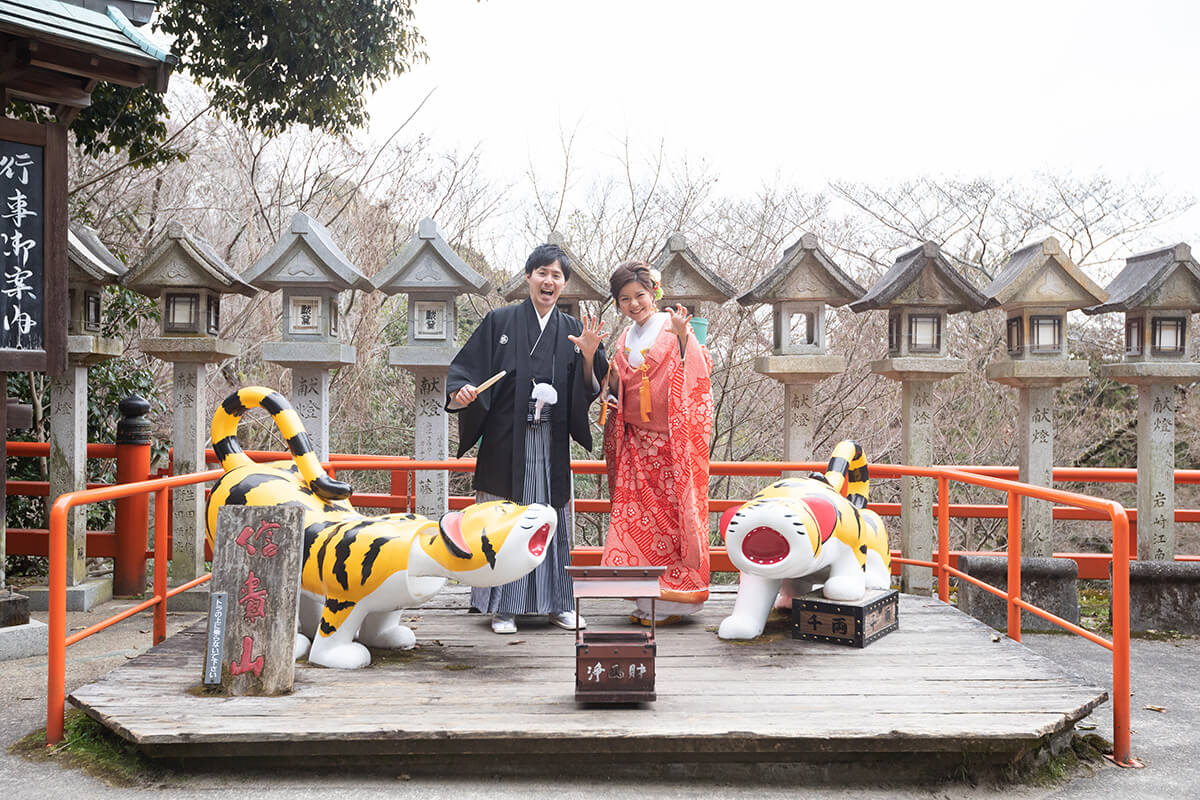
[9,709,165,787]
[1021,732,1110,786]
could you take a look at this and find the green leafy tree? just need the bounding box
[9,0,425,166]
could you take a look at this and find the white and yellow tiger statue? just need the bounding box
[718,440,892,640]
[205,386,555,669]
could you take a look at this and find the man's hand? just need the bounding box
[568,314,608,360]
[452,384,479,407]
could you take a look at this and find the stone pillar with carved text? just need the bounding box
[48,366,88,586]
[292,369,331,461]
[413,371,449,516]
[172,362,208,582]
[1137,383,1178,561]
[1017,387,1056,557]
[900,380,937,594]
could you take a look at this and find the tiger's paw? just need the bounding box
[717,614,766,641]
[358,624,416,651]
[822,574,867,602]
[294,632,311,661]
[309,640,372,670]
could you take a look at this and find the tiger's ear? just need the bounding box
[718,504,742,542]
[438,511,473,558]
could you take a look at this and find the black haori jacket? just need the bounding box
[446,298,607,508]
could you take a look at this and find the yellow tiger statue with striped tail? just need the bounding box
[205,386,555,669]
[717,440,891,641]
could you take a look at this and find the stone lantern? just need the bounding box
[653,233,735,342]
[850,241,988,595]
[984,238,1108,553]
[738,233,864,469]
[33,224,128,611]
[1084,244,1200,563]
[373,218,491,516]
[956,238,1110,630]
[242,212,370,460]
[123,221,254,602]
[499,231,607,318]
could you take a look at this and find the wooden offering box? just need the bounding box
[566,566,665,704]
[791,588,899,648]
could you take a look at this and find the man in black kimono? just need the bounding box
[446,243,607,634]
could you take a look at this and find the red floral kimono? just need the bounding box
[601,317,713,607]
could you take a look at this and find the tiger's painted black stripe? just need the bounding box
[224,472,291,507]
[212,435,243,463]
[360,537,387,584]
[221,393,248,417]
[481,533,497,569]
[259,391,288,416]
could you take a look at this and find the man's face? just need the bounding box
[526,260,566,314]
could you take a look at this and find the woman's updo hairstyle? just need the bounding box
[609,260,657,301]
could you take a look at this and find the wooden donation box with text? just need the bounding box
[792,588,899,648]
[204,506,303,695]
[567,566,665,704]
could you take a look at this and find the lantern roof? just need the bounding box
[500,231,607,303]
[653,232,736,303]
[123,221,255,297]
[67,221,125,283]
[372,218,490,297]
[984,237,1108,311]
[850,241,987,314]
[1084,243,1200,314]
[737,233,864,307]
[0,0,175,122]
[242,212,371,292]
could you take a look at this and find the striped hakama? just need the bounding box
[471,402,575,615]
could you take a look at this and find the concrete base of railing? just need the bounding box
[956,555,1079,631]
[1122,560,1200,634]
[165,584,211,612]
[0,617,47,661]
[23,576,112,612]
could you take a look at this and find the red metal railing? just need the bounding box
[11,442,1193,580]
[42,455,1137,766]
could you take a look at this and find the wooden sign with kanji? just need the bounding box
[207,505,303,695]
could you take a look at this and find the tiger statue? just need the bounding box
[717,440,891,641]
[205,386,556,670]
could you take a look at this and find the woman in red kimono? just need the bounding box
[601,261,714,624]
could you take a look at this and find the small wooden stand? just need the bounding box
[792,588,899,648]
[566,566,665,704]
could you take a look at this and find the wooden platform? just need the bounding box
[69,588,1107,778]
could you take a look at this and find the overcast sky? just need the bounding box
[366,0,1200,241]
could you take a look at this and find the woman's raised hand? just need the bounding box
[568,313,608,359]
[667,304,693,338]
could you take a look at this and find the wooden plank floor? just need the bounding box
[69,588,1107,769]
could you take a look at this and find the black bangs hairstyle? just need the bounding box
[525,243,572,281]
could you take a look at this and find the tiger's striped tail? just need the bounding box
[824,440,870,509]
[211,386,352,501]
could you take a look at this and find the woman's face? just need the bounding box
[616,281,656,325]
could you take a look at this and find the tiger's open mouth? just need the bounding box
[742,526,789,565]
[529,523,551,557]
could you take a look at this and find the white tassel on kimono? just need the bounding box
[531,382,558,422]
